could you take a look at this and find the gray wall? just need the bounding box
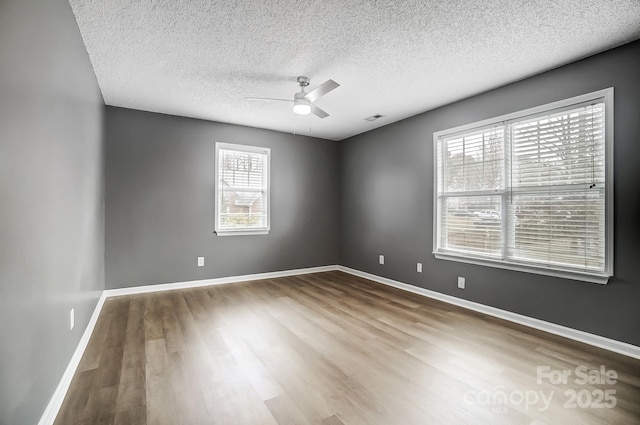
[105,107,339,289]
[0,0,105,424]
[339,40,640,347]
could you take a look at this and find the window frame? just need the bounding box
[215,142,271,236]
[433,88,614,284]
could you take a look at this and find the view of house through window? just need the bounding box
[434,89,613,283]
[215,143,270,235]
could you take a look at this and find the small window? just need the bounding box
[215,143,270,235]
[433,88,613,284]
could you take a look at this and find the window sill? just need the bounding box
[433,251,610,285]
[215,229,270,236]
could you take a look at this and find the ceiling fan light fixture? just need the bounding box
[293,97,311,115]
[248,76,338,119]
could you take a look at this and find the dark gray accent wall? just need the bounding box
[0,0,105,424]
[339,40,640,346]
[105,107,339,289]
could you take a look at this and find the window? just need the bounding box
[215,143,270,235]
[433,88,613,284]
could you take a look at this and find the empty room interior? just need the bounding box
[2,0,640,424]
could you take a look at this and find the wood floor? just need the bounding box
[54,271,640,425]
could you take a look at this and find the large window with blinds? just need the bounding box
[215,142,270,235]
[433,88,613,283]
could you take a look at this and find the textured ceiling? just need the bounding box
[68,0,640,141]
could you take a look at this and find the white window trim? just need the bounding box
[215,142,271,236]
[432,88,614,284]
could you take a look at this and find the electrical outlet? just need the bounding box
[417,263,422,273]
[70,308,75,330]
[379,255,384,265]
[458,277,466,289]
[197,257,204,267]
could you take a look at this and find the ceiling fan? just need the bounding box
[246,76,340,118]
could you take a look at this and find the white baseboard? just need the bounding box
[337,266,640,360]
[104,265,339,297]
[38,292,108,425]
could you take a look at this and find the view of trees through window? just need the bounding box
[442,128,504,256]
[435,95,609,278]
[217,145,269,232]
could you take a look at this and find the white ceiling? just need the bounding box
[68,0,640,141]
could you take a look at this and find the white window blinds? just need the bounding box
[215,143,270,235]
[508,104,606,272]
[438,127,505,257]
[434,89,613,283]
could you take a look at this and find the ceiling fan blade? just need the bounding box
[311,103,329,119]
[246,97,292,102]
[304,79,340,103]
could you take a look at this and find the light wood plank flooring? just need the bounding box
[54,271,640,425]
